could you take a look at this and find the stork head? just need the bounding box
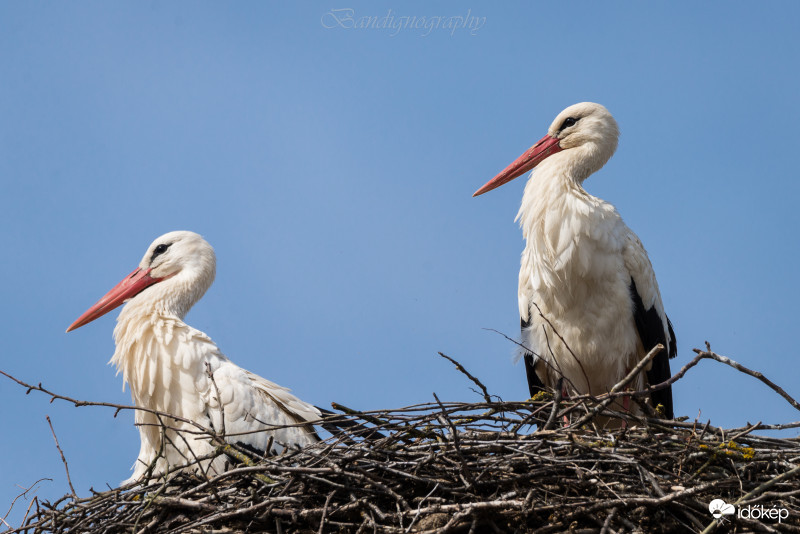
[67,231,216,332]
[473,102,619,196]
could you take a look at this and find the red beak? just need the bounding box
[473,134,563,197]
[66,268,162,332]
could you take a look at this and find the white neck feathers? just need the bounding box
[109,267,214,398]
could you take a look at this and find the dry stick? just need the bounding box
[692,344,800,412]
[330,403,431,441]
[511,400,554,434]
[484,328,582,397]
[1,368,316,445]
[569,344,662,428]
[545,343,796,417]
[697,419,711,442]
[206,362,226,437]
[728,421,763,442]
[45,416,76,498]
[600,506,618,534]
[1,367,294,486]
[437,352,491,403]
[0,369,219,437]
[405,482,440,533]
[634,345,800,415]
[318,491,336,534]
[433,392,474,490]
[543,378,564,431]
[530,301,592,394]
[20,495,41,533]
[1,479,51,529]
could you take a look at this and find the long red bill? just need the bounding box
[473,134,563,197]
[66,268,162,332]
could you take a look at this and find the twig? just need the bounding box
[45,416,76,498]
[1,479,50,529]
[692,344,800,412]
[483,328,581,395]
[437,352,492,403]
[543,377,563,430]
[570,344,662,428]
[206,362,226,437]
[530,301,592,394]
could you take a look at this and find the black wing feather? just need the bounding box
[629,278,675,419]
[667,317,677,359]
[522,316,546,398]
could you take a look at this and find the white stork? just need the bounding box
[474,102,676,420]
[67,231,320,482]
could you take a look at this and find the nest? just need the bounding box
[3,346,799,533]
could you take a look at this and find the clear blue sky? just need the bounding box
[2,1,799,524]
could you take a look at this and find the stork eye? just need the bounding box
[151,243,171,262]
[560,117,579,131]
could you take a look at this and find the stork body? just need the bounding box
[68,231,319,482]
[474,103,676,420]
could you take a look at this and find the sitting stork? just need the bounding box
[67,231,320,482]
[474,102,676,420]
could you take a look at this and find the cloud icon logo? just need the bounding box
[709,499,735,518]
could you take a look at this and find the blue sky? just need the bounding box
[1,1,799,524]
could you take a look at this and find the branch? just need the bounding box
[45,416,76,498]
[691,344,800,412]
[437,352,492,403]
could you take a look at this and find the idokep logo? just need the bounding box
[709,499,735,519]
[709,498,791,524]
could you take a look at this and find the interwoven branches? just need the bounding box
[2,346,799,533]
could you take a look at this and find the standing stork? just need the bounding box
[67,231,320,482]
[473,102,676,420]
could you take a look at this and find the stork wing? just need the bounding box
[623,232,676,419]
[245,370,322,435]
[177,329,320,456]
[210,364,320,454]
